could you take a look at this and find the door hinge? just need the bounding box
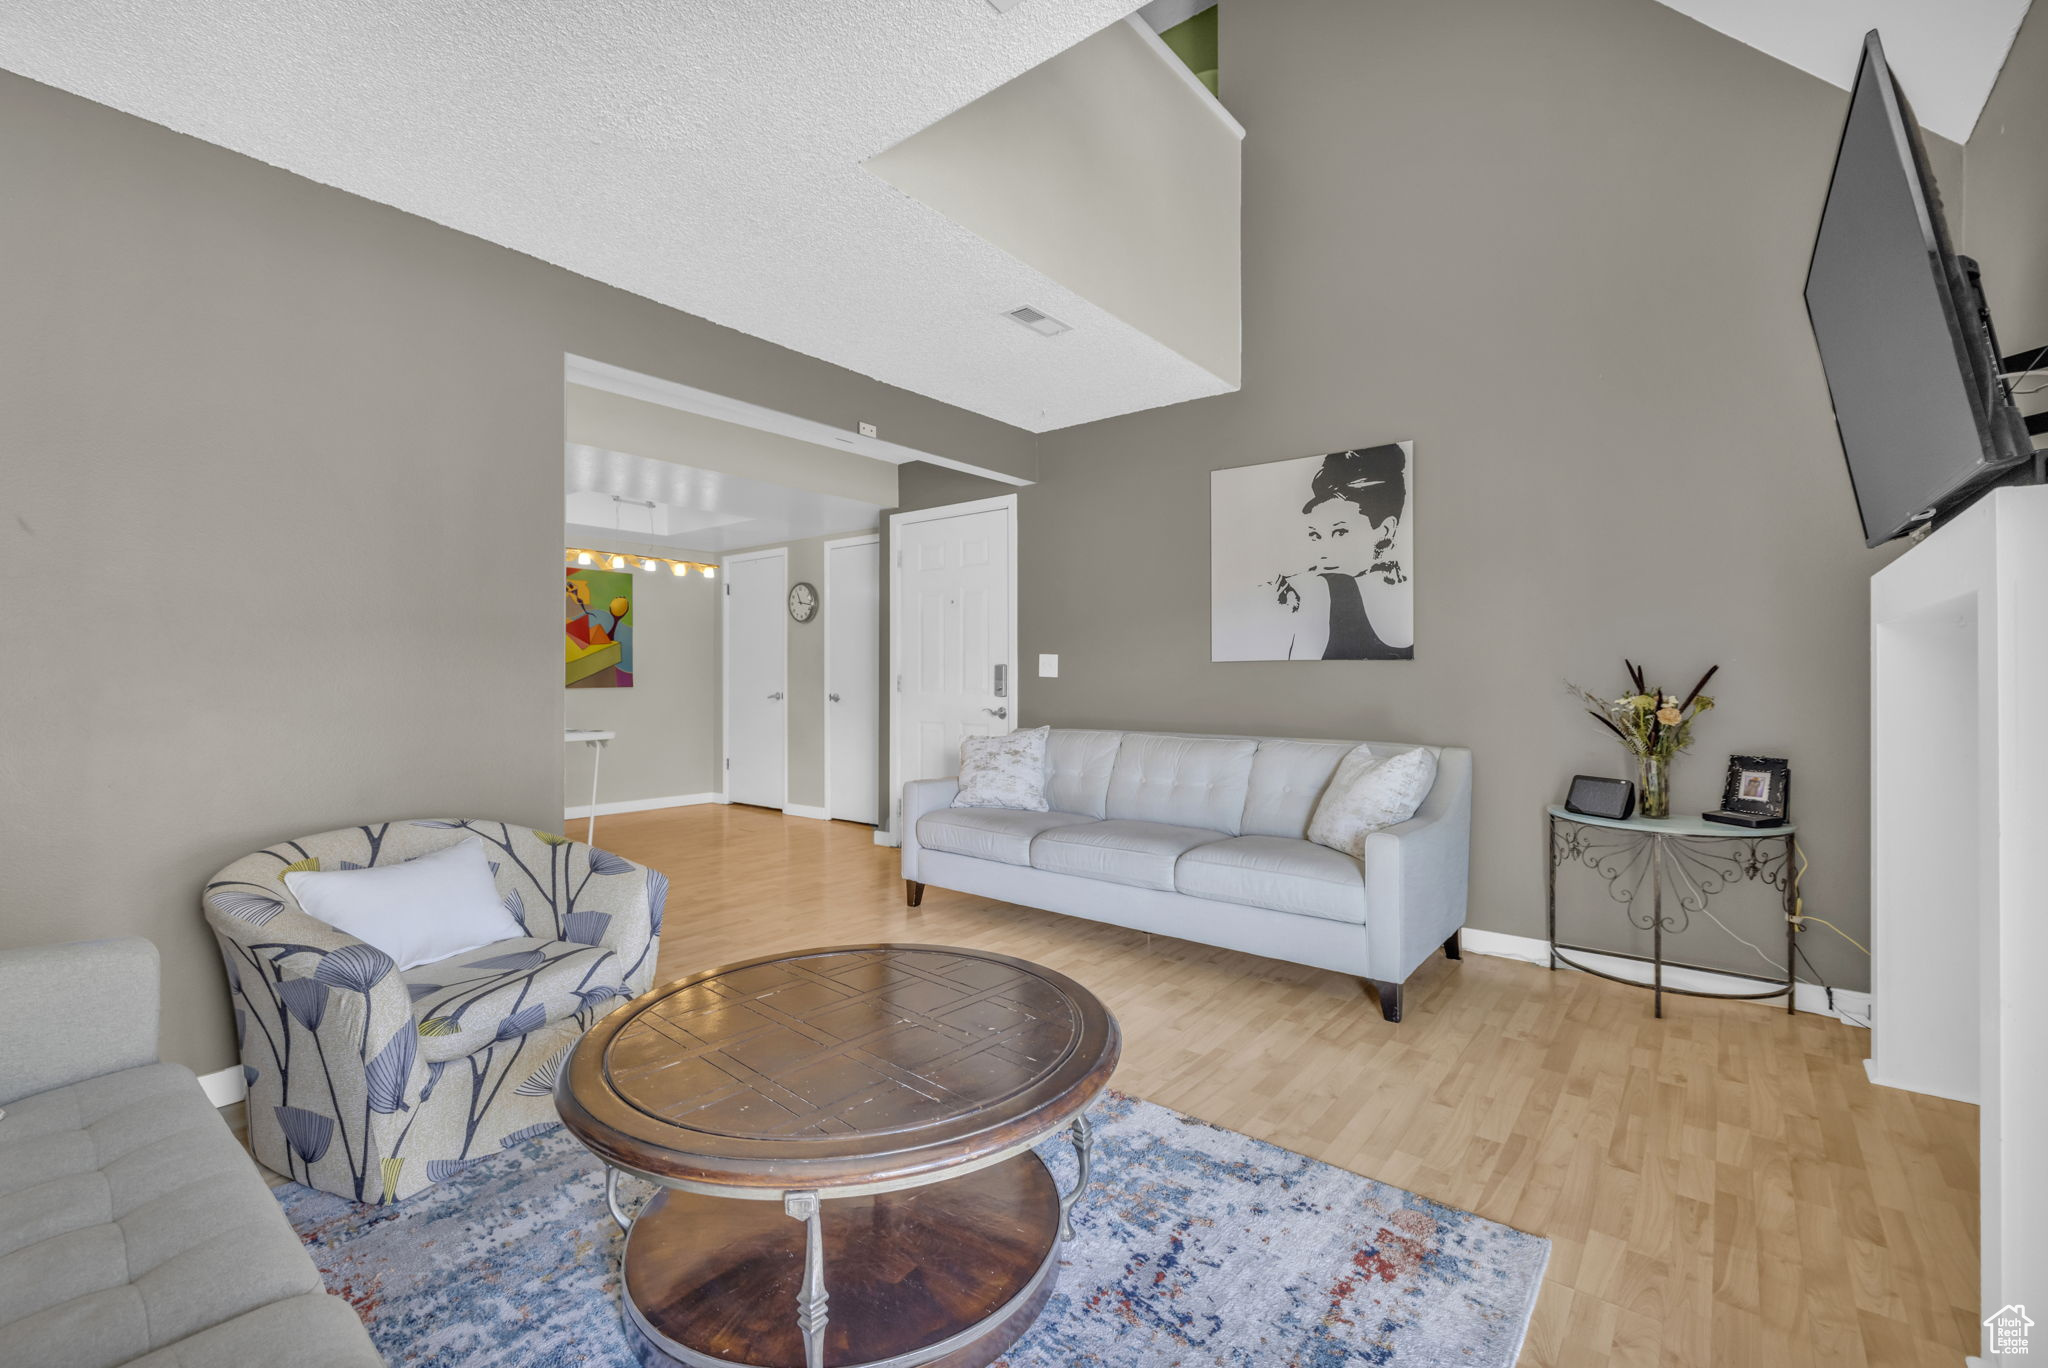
[896,674,903,692]
[896,550,904,567]
[725,583,731,595]
[725,757,731,770]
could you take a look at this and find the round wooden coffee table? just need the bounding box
[556,944,1121,1368]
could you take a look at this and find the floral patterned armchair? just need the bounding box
[203,819,664,1204]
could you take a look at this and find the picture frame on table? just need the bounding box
[1718,755,1790,821]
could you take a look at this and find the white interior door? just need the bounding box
[826,538,881,824]
[724,549,787,809]
[892,500,1016,825]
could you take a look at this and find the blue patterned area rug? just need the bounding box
[279,1092,1548,1367]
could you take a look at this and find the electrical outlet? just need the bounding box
[1038,654,1059,678]
[857,421,878,439]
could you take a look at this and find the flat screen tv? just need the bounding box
[1804,30,2036,548]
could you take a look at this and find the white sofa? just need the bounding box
[900,729,1472,1022]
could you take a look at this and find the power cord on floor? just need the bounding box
[1784,841,1873,1026]
[1661,836,1872,1026]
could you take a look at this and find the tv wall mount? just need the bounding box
[2001,346,2048,439]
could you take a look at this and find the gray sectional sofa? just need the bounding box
[901,730,1472,1021]
[0,939,384,1368]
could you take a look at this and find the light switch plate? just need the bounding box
[1038,654,1059,678]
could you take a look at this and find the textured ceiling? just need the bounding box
[1653,0,2033,142]
[0,1,1234,433]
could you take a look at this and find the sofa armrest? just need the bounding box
[1361,747,1472,984]
[0,938,161,1105]
[900,778,961,882]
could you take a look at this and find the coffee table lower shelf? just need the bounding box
[623,1150,1062,1368]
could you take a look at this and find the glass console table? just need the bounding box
[1546,805,1797,1018]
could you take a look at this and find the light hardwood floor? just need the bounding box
[594,802,1978,1368]
[231,803,1977,1363]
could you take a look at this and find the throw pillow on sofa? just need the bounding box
[1306,746,1438,857]
[953,726,1052,811]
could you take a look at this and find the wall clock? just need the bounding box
[788,581,819,623]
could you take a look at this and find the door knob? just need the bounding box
[829,693,841,703]
[982,706,1008,720]
[768,692,784,701]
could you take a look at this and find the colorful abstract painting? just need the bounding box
[566,568,633,688]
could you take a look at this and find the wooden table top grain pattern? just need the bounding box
[559,943,1120,1196]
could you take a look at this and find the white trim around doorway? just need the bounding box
[720,545,789,812]
[822,533,882,826]
[884,494,1020,845]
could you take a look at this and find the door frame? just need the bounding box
[720,545,789,810]
[822,533,882,824]
[885,494,1020,842]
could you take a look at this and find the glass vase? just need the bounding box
[1637,753,1671,820]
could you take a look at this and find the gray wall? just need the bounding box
[563,550,723,809]
[0,69,1033,1076]
[1966,4,2048,354]
[1013,0,1969,993]
[15,0,2032,1072]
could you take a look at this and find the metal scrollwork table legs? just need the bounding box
[1547,807,1798,1019]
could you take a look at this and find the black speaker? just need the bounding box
[1565,775,1635,821]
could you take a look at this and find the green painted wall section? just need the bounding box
[1160,6,1219,97]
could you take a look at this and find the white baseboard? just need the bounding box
[1459,928,1872,1026]
[564,792,721,819]
[874,829,901,848]
[1863,1055,1978,1104]
[199,1064,246,1109]
[782,804,830,821]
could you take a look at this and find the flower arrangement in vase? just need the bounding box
[1568,661,1718,819]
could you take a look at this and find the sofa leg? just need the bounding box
[905,880,925,907]
[1369,979,1404,1023]
[1443,930,1462,960]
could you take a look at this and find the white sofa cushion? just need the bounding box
[953,726,1052,810]
[1307,746,1440,857]
[916,808,1094,867]
[1175,836,1368,925]
[1241,739,1356,839]
[1104,735,1258,834]
[1045,730,1124,818]
[1030,819,1229,891]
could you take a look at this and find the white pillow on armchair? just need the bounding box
[284,836,522,969]
[952,726,1052,811]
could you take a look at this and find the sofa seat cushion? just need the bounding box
[1030,819,1229,891]
[404,937,627,1062]
[917,808,1094,867]
[125,1291,380,1367]
[1175,836,1368,925]
[0,1063,346,1368]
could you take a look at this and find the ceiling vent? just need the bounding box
[1004,305,1072,337]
